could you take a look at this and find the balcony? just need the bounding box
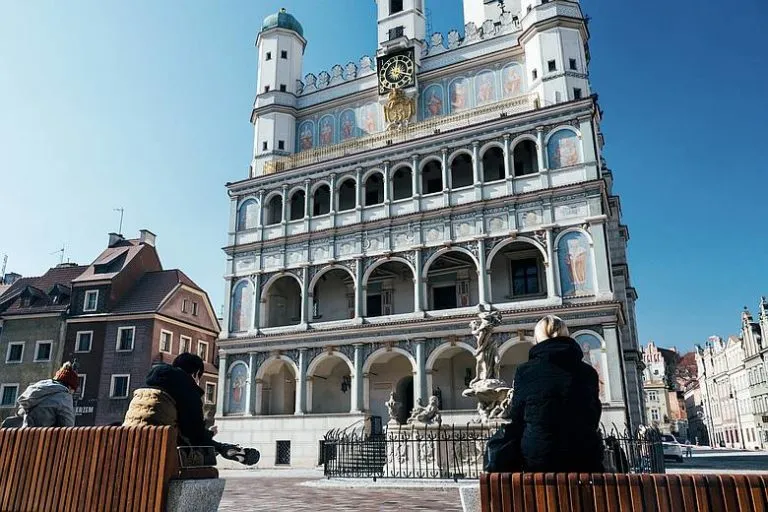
[263,93,539,175]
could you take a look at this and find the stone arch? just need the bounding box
[260,273,303,328]
[306,351,355,414]
[423,246,479,275]
[363,347,417,422]
[423,248,480,311]
[480,142,506,182]
[312,183,331,216]
[447,148,474,166]
[543,125,582,145]
[337,177,357,212]
[487,236,548,266]
[288,188,306,221]
[390,164,413,201]
[425,341,475,371]
[362,257,416,286]
[448,149,474,189]
[487,237,549,303]
[363,170,385,206]
[479,141,504,158]
[511,135,539,177]
[426,341,476,411]
[362,346,417,375]
[498,335,536,384]
[552,227,595,248]
[419,157,443,194]
[309,264,357,292]
[263,192,283,226]
[310,265,356,322]
[307,350,355,376]
[255,356,299,415]
[260,272,303,302]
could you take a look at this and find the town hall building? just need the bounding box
[215,0,644,467]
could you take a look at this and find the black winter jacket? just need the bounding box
[146,364,214,448]
[490,336,604,473]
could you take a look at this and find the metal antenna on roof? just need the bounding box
[50,246,65,265]
[113,207,125,235]
[1,254,7,280]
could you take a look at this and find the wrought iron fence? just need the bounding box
[323,422,665,481]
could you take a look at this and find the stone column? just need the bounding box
[281,185,288,223]
[250,275,260,331]
[587,220,612,295]
[329,173,337,227]
[545,229,557,299]
[441,147,450,207]
[411,154,420,197]
[256,189,265,241]
[253,379,263,416]
[413,248,423,313]
[414,339,427,405]
[300,266,310,326]
[244,353,255,416]
[221,277,233,337]
[216,351,227,417]
[351,344,364,413]
[355,167,363,223]
[537,127,551,188]
[603,324,624,404]
[354,258,364,320]
[295,349,308,415]
[476,238,489,306]
[383,161,391,217]
[503,134,514,196]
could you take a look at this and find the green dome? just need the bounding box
[261,8,304,37]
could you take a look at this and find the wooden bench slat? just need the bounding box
[555,473,570,511]
[543,473,558,511]
[757,475,768,511]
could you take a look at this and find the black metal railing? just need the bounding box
[323,423,665,480]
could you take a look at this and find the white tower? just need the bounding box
[463,0,507,27]
[251,8,306,177]
[519,0,590,108]
[375,0,427,58]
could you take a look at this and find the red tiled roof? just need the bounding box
[0,265,88,316]
[111,269,201,315]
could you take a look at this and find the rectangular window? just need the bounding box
[547,60,557,72]
[197,341,209,362]
[432,284,457,311]
[275,440,291,465]
[650,408,660,422]
[34,341,52,362]
[110,375,130,399]
[264,85,270,93]
[569,58,577,70]
[182,299,188,313]
[160,330,173,353]
[0,384,19,407]
[262,141,268,151]
[116,327,135,352]
[265,52,272,61]
[192,302,199,316]
[205,382,216,404]
[366,294,383,317]
[278,140,285,151]
[279,84,287,92]
[390,0,403,14]
[388,26,404,40]
[532,69,538,80]
[511,259,541,296]
[75,331,93,353]
[84,290,99,312]
[5,342,24,363]
[280,50,288,59]
[573,88,583,100]
[180,336,191,354]
[75,375,86,400]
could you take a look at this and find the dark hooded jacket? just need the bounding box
[491,336,604,473]
[144,364,214,448]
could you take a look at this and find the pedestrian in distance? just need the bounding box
[15,362,79,427]
[485,315,604,473]
[123,353,259,466]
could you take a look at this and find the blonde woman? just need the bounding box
[485,315,603,473]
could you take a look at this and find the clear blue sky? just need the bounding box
[1,1,765,352]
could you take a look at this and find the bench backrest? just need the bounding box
[0,426,179,512]
[481,472,768,512]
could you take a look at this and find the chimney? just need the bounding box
[108,232,124,248]
[139,229,157,247]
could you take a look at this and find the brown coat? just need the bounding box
[122,388,177,427]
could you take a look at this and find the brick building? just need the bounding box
[61,231,221,425]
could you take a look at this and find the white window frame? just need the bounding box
[75,374,87,400]
[115,326,136,352]
[75,331,93,353]
[5,342,25,364]
[159,330,173,354]
[110,374,131,399]
[197,340,209,362]
[192,302,199,316]
[182,299,188,313]
[204,382,217,405]
[34,340,53,362]
[179,335,191,354]
[83,290,99,312]
[0,384,19,407]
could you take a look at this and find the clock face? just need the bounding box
[378,50,415,94]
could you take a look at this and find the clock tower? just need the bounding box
[375,0,426,61]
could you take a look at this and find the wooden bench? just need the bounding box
[0,426,217,512]
[480,473,768,511]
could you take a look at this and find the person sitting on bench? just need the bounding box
[123,353,258,466]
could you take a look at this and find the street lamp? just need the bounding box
[729,385,746,450]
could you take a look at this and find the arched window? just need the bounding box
[338,179,356,212]
[313,185,330,216]
[265,195,283,226]
[289,191,305,221]
[230,280,253,332]
[237,199,259,231]
[547,130,582,169]
[512,140,538,176]
[450,153,473,188]
[482,147,505,182]
[391,166,413,200]
[365,173,384,206]
[422,160,443,194]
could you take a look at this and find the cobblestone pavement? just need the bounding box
[219,476,464,511]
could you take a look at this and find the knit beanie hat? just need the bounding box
[54,362,79,391]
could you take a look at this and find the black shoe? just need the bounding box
[222,446,260,466]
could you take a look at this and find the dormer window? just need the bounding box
[84,290,98,312]
[19,296,31,308]
[390,0,403,14]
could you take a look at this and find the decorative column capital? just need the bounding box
[472,140,480,149]
[536,125,545,133]
[503,133,511,141]
[282,184,288,190]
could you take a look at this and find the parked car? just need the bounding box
[661,434,684,462]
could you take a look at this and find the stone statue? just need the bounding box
[470,310,503,384]
[407,396,442,426]
[488,388,514,420]
[386,392,399,424]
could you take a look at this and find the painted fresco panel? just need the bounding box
[237,199,259,231]
[557,231,593,297]
[230,280,253,332]
[227,362,248,414]
[575,333,608,403]
[547,130,582,169]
